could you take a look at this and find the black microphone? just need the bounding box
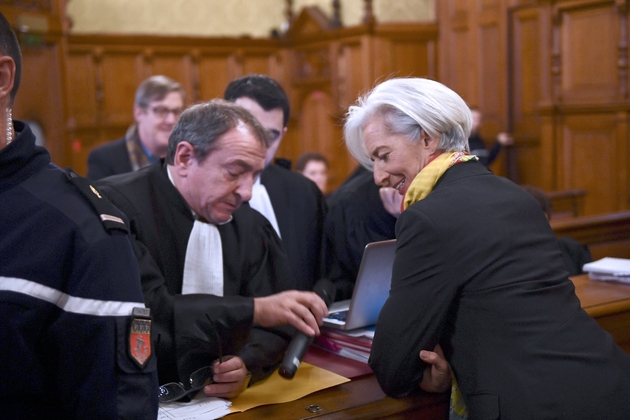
[278,278,336,379]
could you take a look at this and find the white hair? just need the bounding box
[344,78,472,169]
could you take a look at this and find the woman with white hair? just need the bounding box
[345,78,630,419]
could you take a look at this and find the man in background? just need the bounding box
[468,106,513,167]
[521,185,593,276]
[224,74,327,291]
[87,75,185,180]
[0,12,157,418]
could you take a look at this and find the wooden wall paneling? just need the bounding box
[371,24,439,82]
[13,43,66,165]
[388,39,435,78]
[560,111,620,215]
[147,51,197,104]
[334,37,365,111]
[455,28,475,102]
[619,2,629,101]
[508,3,552,187]
[197,54,232,101]
[6,1,67,166]
[478,17,507,175]
[360,33,375,96]
[65,52,97,128]
[67,128,99,175]
[557,2,619,104]
[242,53,272,77]
[339,37,369,182]
[99,52,143,130]
[297,90,345,187]
[615,110,630,210]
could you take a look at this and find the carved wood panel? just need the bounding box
[197,54,232,101]
[557,2,619,104]
[559,113,624,214]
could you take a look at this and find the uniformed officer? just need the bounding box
[0,12,158,418]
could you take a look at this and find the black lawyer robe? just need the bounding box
[97,161,295,385]
[260,163,327,291]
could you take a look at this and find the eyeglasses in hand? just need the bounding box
[158,314,223,403]
[158,365,215,403]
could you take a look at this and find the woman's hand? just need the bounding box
[418,344,451,393]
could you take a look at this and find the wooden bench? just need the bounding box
[548,189,587,219]
[551,211,630,260]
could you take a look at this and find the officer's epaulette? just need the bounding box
[64,168,129,233]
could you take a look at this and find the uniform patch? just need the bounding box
[129,315,152,368]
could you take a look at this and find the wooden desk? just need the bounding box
[225,372,449,419]
[571,274,630,353]
[226,275,630,419]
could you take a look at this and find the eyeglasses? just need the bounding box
[158,365,215,403]
[149,105,183,119]
[158,314,223,404]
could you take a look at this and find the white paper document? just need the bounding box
[158,393,232,420]
[583,257,630,283]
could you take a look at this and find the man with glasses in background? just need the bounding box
[87,75,185,180]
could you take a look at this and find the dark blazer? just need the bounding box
[369,161,630,419]
[260,163,327,291]
[87,137,132,181]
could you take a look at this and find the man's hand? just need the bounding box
[497,132,514,146]
[253,290,328,336]
[202,356,250,399]
[419,344,451,393]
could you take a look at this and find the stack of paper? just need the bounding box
[315,326,374,363]
[582,257,630,283]
[157,363,349,419]
[158,394,231,419]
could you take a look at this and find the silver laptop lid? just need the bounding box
[324,239,396,330]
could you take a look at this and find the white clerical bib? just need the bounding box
[248,177,281,238]
[168,165,226,296]
[182,220,224,296]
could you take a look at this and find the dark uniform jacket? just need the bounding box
[369,161,630,420]
[87,137,132,181]
[97,162,295,385]
[260,163,327,291]
[0,121,157,419]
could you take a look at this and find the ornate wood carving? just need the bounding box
[331,0,342,28]
[295,47,331,82]
[362,0,375,26]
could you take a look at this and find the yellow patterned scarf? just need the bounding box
[403,150,477,420]
[403,151,477,210]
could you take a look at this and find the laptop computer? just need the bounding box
[323,239,397,330]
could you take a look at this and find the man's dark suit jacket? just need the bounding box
[260,163,327,291]
[369,160,630,419]
[87,137,132,181]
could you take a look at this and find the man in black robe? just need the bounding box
[97,100,327,399]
